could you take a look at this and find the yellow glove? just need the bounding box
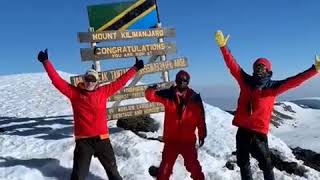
[215,30,230,47]
[315,54,320,72]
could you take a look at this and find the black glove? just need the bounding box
[134,56,144,71]
[148,84,159,89]
[199,137,205,147]
[37,49,48,63]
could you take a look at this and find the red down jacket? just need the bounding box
[145,86,206,144]
[43,60,137,138]
[220,47,318,135]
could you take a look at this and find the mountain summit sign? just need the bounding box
[72,0,188,120]
[78,28,175,43]
[80,42,176,61]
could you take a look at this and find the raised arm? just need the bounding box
[273,66,318,95]
[145,85,168,105]
[38,49,74,99]
[273,56,320,95]
[215,30,244,85]
[104,57,143,96]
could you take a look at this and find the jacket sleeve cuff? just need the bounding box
[132,66,139,72]
[42,59,49,64]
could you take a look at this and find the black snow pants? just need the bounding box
[236,128,275,180]
[70,137,122,180]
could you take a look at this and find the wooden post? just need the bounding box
[89,27,101,72]
[157,24,169,82]
[155,0,169,82]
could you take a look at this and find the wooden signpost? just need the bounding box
[107,102,164,120]
[80,42,176,61]
[70,57,188,86]
[78,28,176,43]
[74,1,189,120]
[109,81,174,101]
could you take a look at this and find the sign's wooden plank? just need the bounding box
[110,55,159,108]
[80,42,176,61]
[70,57,188,86]
[107,102,164,120]
[78,28,176,43]
[109,81,174,101]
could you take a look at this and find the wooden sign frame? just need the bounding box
[80,42,176,61]
[70,57,188,86]
[109,81,174,101]
[78,28,176,43]
[107,102,164,120]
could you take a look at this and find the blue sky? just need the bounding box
[0,0,319,90]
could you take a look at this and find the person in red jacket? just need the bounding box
[145,70,207,180]
[215,30,320,180]
[37,49,144,180]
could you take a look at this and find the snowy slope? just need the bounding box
[0,72,320,180]
[271,100,320,153]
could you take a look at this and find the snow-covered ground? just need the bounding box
[271,100,320,153]
[0,72,320,180]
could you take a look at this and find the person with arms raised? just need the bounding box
[37,49,144,180]
[214,30,320,180]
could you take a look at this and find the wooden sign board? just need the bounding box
[80,42,176,61]
[107,102,164,120]
[109,81,174,101]
[70,57,188,86]
[78,28,176,43]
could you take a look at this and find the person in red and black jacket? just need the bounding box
[145,70,207,180]
[215,30,320,180]
[37,49,144,180]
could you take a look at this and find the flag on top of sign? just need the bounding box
[87,0,159,32]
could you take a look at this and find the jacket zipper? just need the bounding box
[248,89,254,115]
[180,105,187,126]
[179,94,194,125]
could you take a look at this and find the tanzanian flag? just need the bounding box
[87,0,159,32]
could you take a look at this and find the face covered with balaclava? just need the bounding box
[253,63,268,78]
[175,70,190,92]
[252,58,272,88]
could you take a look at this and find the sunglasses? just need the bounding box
[84,75,97,83]
[254,63,266,69]
[176,77,189,83]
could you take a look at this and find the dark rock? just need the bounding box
[271,109,294,128]
[116,115,159,133]
[225,161,236,170]
[229,149,308,176]
[274,102,296,113]
[148,165,159,177]
[226,111,235,115]
[270,149,308,176]
[292,147,320,172]
[147,136,163,142]
[231,151,237,156]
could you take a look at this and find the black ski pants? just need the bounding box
[236,128,275,180]
[70,137,122,180]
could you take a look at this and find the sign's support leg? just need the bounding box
[157,23,169,82]
[89,27,101,72]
